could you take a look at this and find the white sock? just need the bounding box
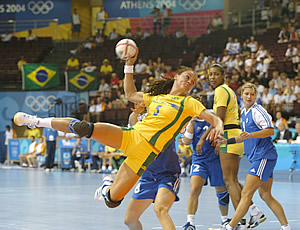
[108,166,112,170]
[226,225,234,230]
[221,215,229,222]
[187,214,195,225]
[37,117,53,128]
[181,167,186,174]
[281,224,291,230]
[102,165,106,170]
[249,203,260,216]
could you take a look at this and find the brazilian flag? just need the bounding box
[22,64,59,90]
[66,71,98,92]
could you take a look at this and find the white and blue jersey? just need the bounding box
[188,119,225,187]
[241,103,277,163]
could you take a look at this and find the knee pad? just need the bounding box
[104,189,123,208]
[71,120,94,138]
[216,190,230,207]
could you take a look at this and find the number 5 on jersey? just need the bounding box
[154,105,162,115]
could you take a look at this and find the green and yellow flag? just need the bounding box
[66,71,98,92]
[22,64,60,90]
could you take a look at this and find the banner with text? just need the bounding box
[103,0,223,18]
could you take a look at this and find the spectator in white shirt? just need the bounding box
[98,79,111,95]
[285,43,297,63]
[294,77,300,94]
[271,71,282,89]
[255,45,267,61]
[72,8,81,39]
[19,136,37,167]
[135,58,147,74]
[81,62,97,73]
[109,28,118,40]
[26,30,37,41]
[1,31,12,42]
[142,28,151,39]
[283,87,297,112]
[274,88,286,108]
[261,87,274,107]
[225,37,235,55]
[232,38,241,54]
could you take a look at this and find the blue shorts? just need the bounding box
[190,158,225,187]
[132,175,180,201]
[248,159,276,181]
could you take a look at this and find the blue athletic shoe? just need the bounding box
[222,218,231,227]
[183,222,196,230]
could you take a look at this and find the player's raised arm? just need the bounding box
[124,48,144,104]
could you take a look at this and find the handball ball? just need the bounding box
[115,39,137,60]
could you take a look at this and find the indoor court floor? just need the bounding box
[0,159,299,230]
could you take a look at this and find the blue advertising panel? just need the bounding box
[103,0,223,18]
[8,138,31,160]
[0,0,71,27]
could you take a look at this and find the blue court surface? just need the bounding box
[0,161,299,230]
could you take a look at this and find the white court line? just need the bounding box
[269,220,298,223]
[152,225,204,229]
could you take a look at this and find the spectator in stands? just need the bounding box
[268,81,277,96]
[162,4,172,34]
[109,28,119,40]
[95,96,106,121]
[280,72,290,91]
[26,137,45,168]
[278,26,290,43]
[105,91,117,109]
[262,87,274,112]
[91,143,106,173]
[225,55,236,71]
[211,13,223,30]
[270,71,282,89]
[70,137,88,172]
[255,45,267,61]
[43,127,58,172]
[65,54,79,71]
[135,58,147,74]
[72,8,81,39]
[2,125,15,163]
[151,7,161,35]
[295,77,300,93]
[110,73,120,88]
[293,122,300,141]
[17,56,27,71]
[274,122,293,143]
[262,51,274,79]
[111,151,126,174]
[82,38,95,52]
[220,49,230,65]
[225,37,234,55]
[24,127,41,139]
[240,42,251,57]
[83,98,97,122]
[274,111,287,128]
[1,31,12,42]
[125,28,132,38]
[100,59,113,77]
[256,58,265,78]
[229,70,242,92]
[173,27,183,38]
[98,78,111,95]
[81,61,97,73]
[134,27,142,39]
[142,28,151,39]
[95,32,104,44]
[26,29,37,42]
[289,26,299,41]
[96,6,108,34]
[19,136,37,167]
[234,54,243,71]
[140,78,150,92]
[283,87,297,112]
[285,43,298,63]
[247,36,258,53]
[274,88,286,110]
[232,38,241,54]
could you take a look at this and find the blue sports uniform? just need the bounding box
[189,119,225,187]
[132,140,181,201]
[241,103,277,181]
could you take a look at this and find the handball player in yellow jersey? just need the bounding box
[14,49,223,210]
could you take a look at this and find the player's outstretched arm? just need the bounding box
[198,110,224,140]
[240,128,274,140]
[124,48,144,104]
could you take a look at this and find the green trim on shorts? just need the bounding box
[121,127,134,131]
[136,151,157,176]
[220,130,228,153]
[149,97,187,146]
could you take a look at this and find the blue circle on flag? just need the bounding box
[36,70,48,83]
[77,75,88,86]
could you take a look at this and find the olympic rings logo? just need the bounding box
[27,0,54,15]
[25,95,56,112]
[179,0,206,11]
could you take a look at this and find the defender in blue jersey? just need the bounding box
[218,83,291,230]
[182,113,230,230]
[124,103,181,230]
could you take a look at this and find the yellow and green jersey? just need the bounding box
[133,94,206,152]
[213,84,240,126]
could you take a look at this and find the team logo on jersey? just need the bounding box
[250,168,256,173]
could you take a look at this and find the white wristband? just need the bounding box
[124,65,134,74]
[184,131,193,139]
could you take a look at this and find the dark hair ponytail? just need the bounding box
[146,78,174,96]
